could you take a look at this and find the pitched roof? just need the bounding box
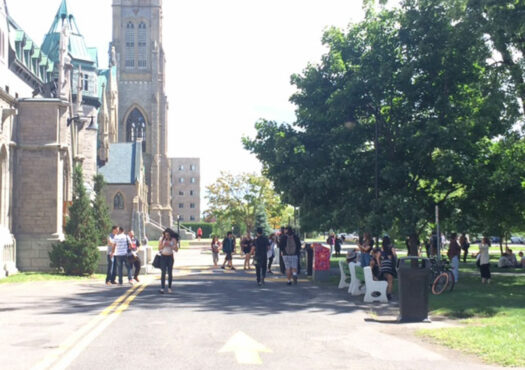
[98,142,143,184]
[41,0,95,64]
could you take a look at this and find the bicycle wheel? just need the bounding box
[446,271,455,292]
[432,272,449,295]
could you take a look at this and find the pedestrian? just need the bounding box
[211,236,221,267]
[334,235,343,257]
[358,232,374,267]
[448,233,461,283]
[254,227,270,287]
[278,226,286,274]
[112,227,133,286]
[128,230,141,282]
[221,231,235,270]
[197,227,203,241]
[279,226,301,285]
[105,225,118,285]
[159,229,179,293]
[241,233,253,270]
[326,232,335,255]
[460,233,470,263]
[477,237,491,284]
[380,236,397,300]
[267,233,277,274]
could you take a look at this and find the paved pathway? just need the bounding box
[0,244,519,370]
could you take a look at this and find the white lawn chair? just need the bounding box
[338,260,350,288]
[363,266,388,303]
[348,262,365,295]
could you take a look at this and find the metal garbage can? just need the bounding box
[397,257,431,322]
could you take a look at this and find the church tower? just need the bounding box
[112,0,172,227]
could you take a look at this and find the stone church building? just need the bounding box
[0,0,177,277]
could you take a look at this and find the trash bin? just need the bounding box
[397,257,431,322]
[313,243,331,281]
[305,243,313,276]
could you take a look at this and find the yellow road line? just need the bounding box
[31,279,149,370]
[51,281,150,370]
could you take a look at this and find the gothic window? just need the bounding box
[125,22,135,68]
[137,22,147,69]
[114,192,124,210]
[126,108,146,151]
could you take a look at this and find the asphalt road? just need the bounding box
[0,246,515,370]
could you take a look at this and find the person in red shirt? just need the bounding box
[197,227,203,241]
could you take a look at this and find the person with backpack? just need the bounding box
[254,227,270,287]
[279,226,301,285]
[221,231,235,270]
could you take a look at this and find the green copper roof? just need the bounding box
[41,0,95,64]
[87,47,98,67]
[14,29,24,42]
[23,39,32,50]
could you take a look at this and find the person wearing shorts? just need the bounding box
[221,231,235,270]
[279,226,301,285]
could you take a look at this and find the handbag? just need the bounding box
[152,253,161,268]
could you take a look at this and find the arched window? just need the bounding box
[126,108,147,152]
[137,22,147,69]
[114,192,124,210]
[125,22,135,68]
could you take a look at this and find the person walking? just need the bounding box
[159,229,179,294]
[326,232,335,256]
[460,233,470,263]
[197,227,203,241]
[241,233,253,270]
[278,226,286,274]
[211,236,221,267]
[254,227,270,287]
[267,233,277,274]
[279,226,301,285]
[334,235,343,257]
[221,231,235,270]
[105,225,118,285]
[448,233,461,283]
[128,230,141,282]
[113,227,133,286]
[477,237,491,284]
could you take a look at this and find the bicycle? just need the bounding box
[429,257,455,295]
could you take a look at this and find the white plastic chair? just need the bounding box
[363,266,388,303]
[348,262,365,295]
[338,260,350,288]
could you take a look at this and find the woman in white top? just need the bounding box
[158,229,179,293]
[477,237,491,284]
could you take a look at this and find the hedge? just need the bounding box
[181,222,214,238]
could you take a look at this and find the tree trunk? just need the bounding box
[408,233,419,256]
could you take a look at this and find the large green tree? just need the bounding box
[49,165,100,275]
[244,0,519,254]
[92,174,113,246]
[205,172,284,235]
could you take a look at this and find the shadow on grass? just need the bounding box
[429,273,525,319]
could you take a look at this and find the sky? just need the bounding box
[7,0,366,211]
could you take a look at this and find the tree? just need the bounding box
[244,0,519,255]
[255,202,272,236]
[49,165,99,275]
[205,172,284,235]
[92,174,112,246]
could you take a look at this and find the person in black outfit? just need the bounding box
[278,226,286,274]
[254,227,270,287]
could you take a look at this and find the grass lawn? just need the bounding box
[0,272,104,284]
[419,273,525,367]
